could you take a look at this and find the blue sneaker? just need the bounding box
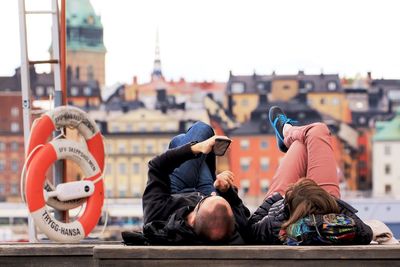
[268,106,296,153]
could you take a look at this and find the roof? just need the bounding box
[230,101,323,136]
[227,71,342,95]
[67,0,102,28]
[373,108,400,141]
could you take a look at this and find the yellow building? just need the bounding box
[103,109,181,198]
[270,78,299,101]
[307,93,351,123]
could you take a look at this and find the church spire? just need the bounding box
[151,29,163,81]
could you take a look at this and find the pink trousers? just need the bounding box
[266,123,341,199]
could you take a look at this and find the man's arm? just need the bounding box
[143,143,199,224]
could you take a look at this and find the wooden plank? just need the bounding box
[94,245,400,260]
[0,244,95,256]
[0,256,94,267]
[98,259,400,267]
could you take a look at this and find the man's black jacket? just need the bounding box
[138,143,250,245]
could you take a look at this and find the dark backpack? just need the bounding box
[283,213,357,246]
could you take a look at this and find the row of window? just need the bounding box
[0,141,20,152]
[35,86,94,97]
[107,143,169,154]
[239,139,269,150]
[230,81,338,94]
[109,124,177,133]
[0,159,20,172]
[105,162,142,176]
[0,183,19,195]
[239,157,271,172]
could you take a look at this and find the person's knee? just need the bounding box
[309,123,330,137]
[190,121,214,138]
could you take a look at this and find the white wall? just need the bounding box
[373,141,400,198]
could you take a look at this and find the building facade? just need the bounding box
[372,109,400,197]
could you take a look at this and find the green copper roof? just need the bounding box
[373,108,400,141]
[66,0,106,52]
[67,0,102,28]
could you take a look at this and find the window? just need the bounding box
[132,163,140,174]
[126,124,133,132]
[231,82,245,93]
[146,144,154,154]
[111,125,120,132]
[260,140,268,149]
[36,86,44,96]
[10,142,18,151]
[132,144,140,154]
[257,82,265,92]
[327,81,337,91]
[305,82,314,90]
[0,160,5,171]
[385,184,392,194]
[240,157,251,172]
[119,163,126,175]
[241,99,249,107]
[87,65,94,81]
[106,189,113,198]
[105,163,112,175]
[0,184,4,194]
[260,157,270,171]
[384,145,391,156]
[11,107,19,117]
[385,164,391,175]
[46,86,54,95]
[11,160,18,172]
[260,180,269,193]
[106,143,113,153]
[0,142,5,152]
[11,122,20,133]
[283,84,290,90]
[153,124,161,131]
[240,139,249,150]
[356,101,364,109]
[83,86,92,96]
[118,143,126,153]
[358,116,366,124]
[240,179,250,194]
[70,86,79,96]
[119,188,126,198]
[332,98,339,105]
[10,184,18,195]
[320,98,325,105]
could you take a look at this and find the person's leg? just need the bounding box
[265,140,307,198]
[283,122,340,198]
[168,121,216,194]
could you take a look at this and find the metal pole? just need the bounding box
[17,0,37,243]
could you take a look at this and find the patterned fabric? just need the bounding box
[283,213,356,246]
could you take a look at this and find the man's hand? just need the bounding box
[214,170,234,192]
[191,135,230,155]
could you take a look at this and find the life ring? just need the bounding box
[26,106,104,210]
[26,139,104,242]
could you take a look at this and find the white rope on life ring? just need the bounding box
[23,105,105,210]
[25,139,104,242]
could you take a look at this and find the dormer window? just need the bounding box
[327,81,337,91]
[305,82,314,90]
[36,86,44,96]
[231,82,245,93]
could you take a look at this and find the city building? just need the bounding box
[372,108,400,197]
[99,108,210,198]
[0,83,23,201]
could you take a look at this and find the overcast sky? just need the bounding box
[1,0,400,86]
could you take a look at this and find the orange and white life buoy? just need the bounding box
[26,139,104,242]
[26,106,104,210]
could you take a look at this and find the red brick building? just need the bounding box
[0,91,24,202]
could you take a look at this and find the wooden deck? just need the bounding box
[1,243,400,267]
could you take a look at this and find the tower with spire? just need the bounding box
[151,30,163,81]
